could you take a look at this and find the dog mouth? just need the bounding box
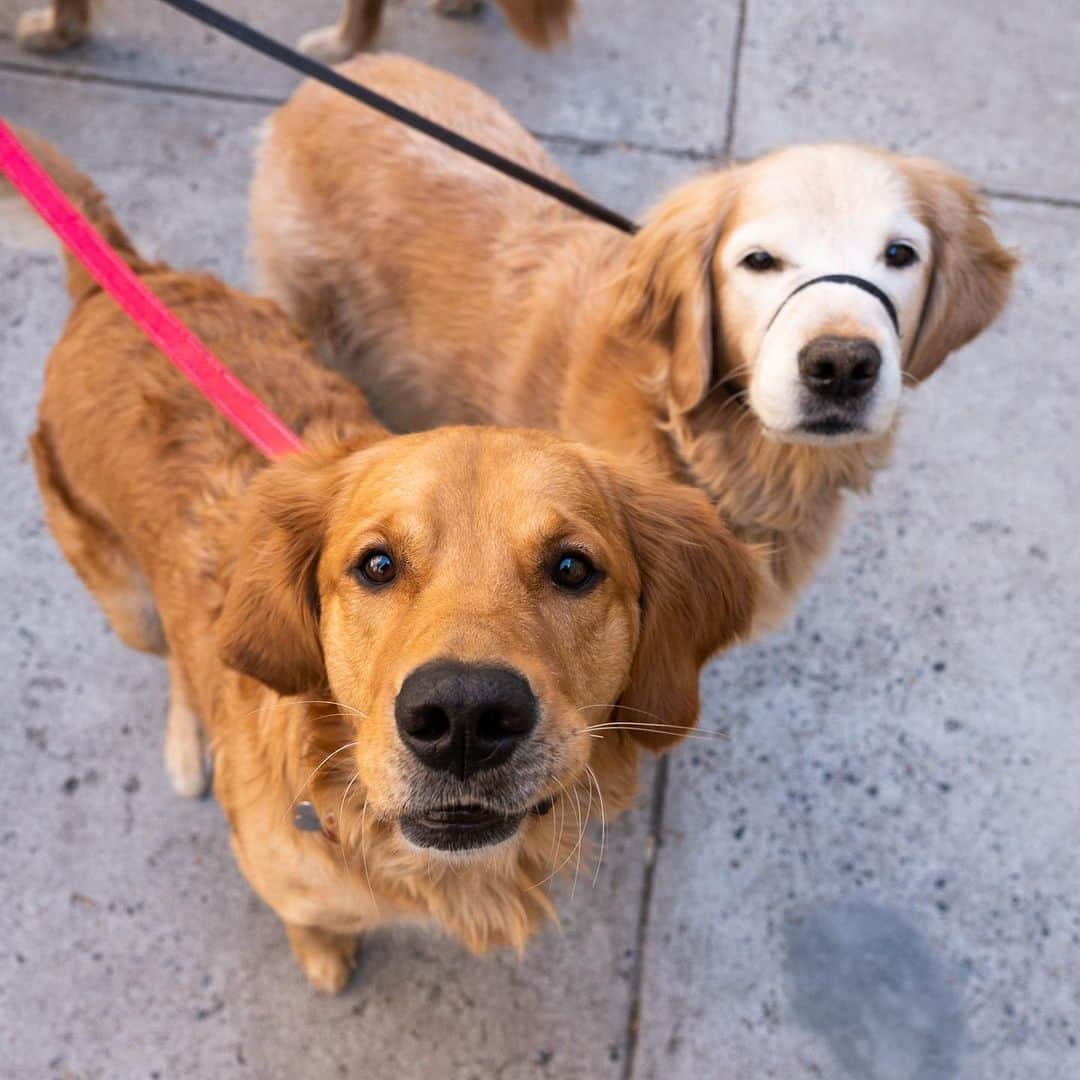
[761,411,870,444]
[400,797,554,852]
[799,415,861,437]
[762,419,861,444]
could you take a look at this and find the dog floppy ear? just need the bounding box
[217,434,378,695]
[612,172,740,414]
[608,464,760,753]
[901,157,1018,382]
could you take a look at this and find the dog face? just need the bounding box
[218,427,756,859]
[721,146,934,442]
[617,144,1017,445]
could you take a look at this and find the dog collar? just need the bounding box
[767,273,900,336]
[293,800,339,842]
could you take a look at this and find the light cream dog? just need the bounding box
[251,54,1017,630]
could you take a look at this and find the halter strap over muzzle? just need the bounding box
[766,273,901,337]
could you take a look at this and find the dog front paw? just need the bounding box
[296,25,359,64]
[286,925,358,994]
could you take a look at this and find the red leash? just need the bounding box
[0,118,304,460]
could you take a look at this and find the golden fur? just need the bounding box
[251,55,1017,630]
[17,129,757,990]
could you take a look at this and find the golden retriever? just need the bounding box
[250,54,1018,630]
[14,128,756,990]
[15,0,575,60]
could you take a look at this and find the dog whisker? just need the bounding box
[577,718,725,733]
[289,698,369,718]
[282,740,361,823]
[570,780,588,901]
[533,775,592,893]
[547,774,561,871]
[576,702,667,720]
[529,775,574,892]
[584,764,606,888]
[359,796,380,915]
[553,775,571,883]
[241,697,369,723]
[337,770,362,870]
[576,722,729,743]
[574,702,729,742]
[700,377,751,409]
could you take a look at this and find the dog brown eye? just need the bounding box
[884,242,918,268]
[357,550,396,585]
[551,552,597,591]
[741,250,779,272]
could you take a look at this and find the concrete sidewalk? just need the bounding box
[1,2,1077,1077]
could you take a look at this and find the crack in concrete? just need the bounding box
[722,0,749,160]
[620,755,671,1080]
[983,188,1080,211]
[0,56,284,106]
[534,129,720,163]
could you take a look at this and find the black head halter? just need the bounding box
[766,274,901,337]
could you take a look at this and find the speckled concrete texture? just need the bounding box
[1,2,1076,1077]
[632,194,1080,1080]
[732,0,1080,201]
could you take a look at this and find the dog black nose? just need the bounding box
[798,337,882,401]
[395,661,538,780]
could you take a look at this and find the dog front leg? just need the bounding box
[296,0,384,63]
[16,0,90,52]
[284,923,359,994]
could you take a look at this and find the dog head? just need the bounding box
[616,143,1017,445]
[218,426,757,858]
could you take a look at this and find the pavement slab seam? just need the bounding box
[5,59,1078,212]
[721,0,748,159]
[619,756,671,1080]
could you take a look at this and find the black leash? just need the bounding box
[155,0,639,236]
[157,0,917,363]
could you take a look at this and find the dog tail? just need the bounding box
[494,0,576,48]
[3,124,152,301]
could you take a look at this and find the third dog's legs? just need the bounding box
[296,0,384,63]
[16,0,90,53]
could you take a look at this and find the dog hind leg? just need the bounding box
[29,429,167,657]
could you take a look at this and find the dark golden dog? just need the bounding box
[16,129,757,990]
